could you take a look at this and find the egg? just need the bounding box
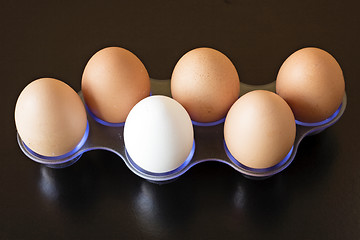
[171,47,240,123]
[15,78,88,157]
[276,47,345,123]
[82,47,150,124]
[224,90,296,169]
[124,95,194,173]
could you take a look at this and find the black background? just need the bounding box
[2,0,360,239]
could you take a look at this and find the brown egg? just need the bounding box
[171,47,240,123]
[276,47,345,123]
[224,90,296,169]
[82,47,150,123]
[14,78,88,157]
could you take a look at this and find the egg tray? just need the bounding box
[17,79,347,182]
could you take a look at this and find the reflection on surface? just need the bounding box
[233,183,246,209]
[37,159,100,212]
[229,131,338,230]
[133,182,164,235]
[132,179,197,238]
[39,167,59,201]
[34,132,338,238]
[135,182,156,215]
[233,176,290,225]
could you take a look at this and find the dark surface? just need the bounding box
[2,1,360,239]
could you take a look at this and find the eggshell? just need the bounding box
[124,95,194,173]
[224,90,296,169]
[171,47,240,123]
[82,47,150,123]
[276,47,345,123]
[15,78,88,157]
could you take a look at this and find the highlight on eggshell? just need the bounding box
[124,95,194,174]
[82,46,151,124]
[171,47,240,124]
[14,78,88,157]
[276,47,345,123]
[224,90,296,169]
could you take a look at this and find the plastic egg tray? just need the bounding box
[17,78,347,182]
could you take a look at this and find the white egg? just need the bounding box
[124,95,194,173]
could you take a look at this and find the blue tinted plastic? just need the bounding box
[17,79,347,182]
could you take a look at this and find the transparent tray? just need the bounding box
[17,79,347,182]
